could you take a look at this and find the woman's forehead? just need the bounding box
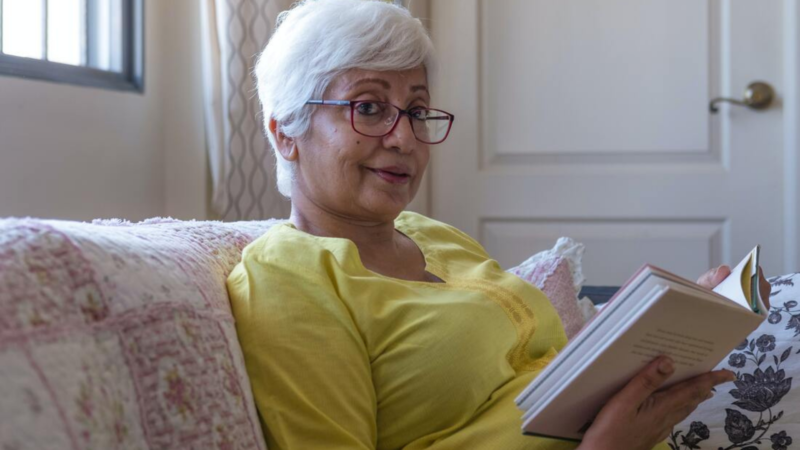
[330,68,429,95]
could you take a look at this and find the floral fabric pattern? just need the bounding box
[672,273,800,450]
[0,217,279,450]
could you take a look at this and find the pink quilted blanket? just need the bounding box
[0,217,279,450]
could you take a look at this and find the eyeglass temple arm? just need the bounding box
[306,100,352,106]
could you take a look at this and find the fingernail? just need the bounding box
[658,357,674,374]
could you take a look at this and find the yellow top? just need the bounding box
[227,211,666,450]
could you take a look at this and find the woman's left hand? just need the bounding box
[697,265,771,309]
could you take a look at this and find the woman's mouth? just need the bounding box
[366,166,412,185]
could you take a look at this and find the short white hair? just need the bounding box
[255,0,436,198]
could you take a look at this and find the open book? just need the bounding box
[516,247,767,442]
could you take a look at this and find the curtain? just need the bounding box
[201,0,293,221]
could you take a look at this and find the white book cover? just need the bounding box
[516,248,766,441]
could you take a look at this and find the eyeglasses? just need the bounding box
[306,100,455,145]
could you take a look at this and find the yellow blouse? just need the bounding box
[227,211,662,450]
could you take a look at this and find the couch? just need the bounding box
[0,217,277,450]
[1,216,797,450]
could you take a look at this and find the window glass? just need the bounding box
[87,0,124,72]
[0,0,142,92]
[47,0,83,66]
[2,0,44,59]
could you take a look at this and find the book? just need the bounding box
[515,246,767,442]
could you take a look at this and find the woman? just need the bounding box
[226,1,754,448]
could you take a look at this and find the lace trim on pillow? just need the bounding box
[550,237,585,294]
[510,237,585,294]
[577,297,599,322]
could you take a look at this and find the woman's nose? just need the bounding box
[383,115,417,153]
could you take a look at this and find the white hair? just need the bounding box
[255,0,436,198]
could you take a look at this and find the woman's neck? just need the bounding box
[289,195,401,252]
[289,190,435,283]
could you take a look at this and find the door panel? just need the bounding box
[483,0,710,155]
[482,219,724,284]
[430,0,785,284]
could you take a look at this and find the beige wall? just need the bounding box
[0,0,208,222]
[160,0,209,221]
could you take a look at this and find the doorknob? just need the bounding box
[709,81,775,113]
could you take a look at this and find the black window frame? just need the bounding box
[0,0,144,93]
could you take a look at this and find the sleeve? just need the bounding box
[227,254,377,450]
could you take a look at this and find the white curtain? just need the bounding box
[201,0,293,221]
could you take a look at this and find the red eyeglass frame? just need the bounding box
[306,99,455,145]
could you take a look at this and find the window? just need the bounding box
[0,0,143,92]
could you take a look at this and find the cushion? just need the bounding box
[0,217,279,450]
[507,237,592,339]
[672,272,800,450]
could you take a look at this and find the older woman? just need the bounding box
[226,1,744,449]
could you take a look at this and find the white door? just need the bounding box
[427,0,800,285]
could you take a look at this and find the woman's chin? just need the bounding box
[361,193,413,218]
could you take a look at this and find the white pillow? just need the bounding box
[672,272,800,450]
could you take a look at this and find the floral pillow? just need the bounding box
[507,237,593,339]
[671,272,800,450]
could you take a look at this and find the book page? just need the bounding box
[712,247,758,311]
[630,328,714,368]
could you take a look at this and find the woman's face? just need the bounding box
[292,67,431,224]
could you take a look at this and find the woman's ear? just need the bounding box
[268,117,298,162]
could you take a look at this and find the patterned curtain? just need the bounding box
[201,0,293,221]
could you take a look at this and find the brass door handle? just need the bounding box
[709,81,775,113]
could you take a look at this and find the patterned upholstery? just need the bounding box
[0,217,279,450]
[672,273,800,449]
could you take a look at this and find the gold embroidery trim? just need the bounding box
[449,277,547,372]
[383,242,552,373]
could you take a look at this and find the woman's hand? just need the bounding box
[697,264,771,308]
[696,264,731,290]
[577,356,736,450]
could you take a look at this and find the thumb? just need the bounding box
[697,265,731,289]
[609,356,675,408]
[712,265,732,286]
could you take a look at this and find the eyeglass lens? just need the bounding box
[352,102,451,144]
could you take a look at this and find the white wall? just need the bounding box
[0,0,209,222]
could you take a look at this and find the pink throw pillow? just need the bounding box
[507,237,591,339]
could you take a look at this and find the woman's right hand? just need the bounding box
[577,356,736,450]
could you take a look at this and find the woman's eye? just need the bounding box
[410,108,430,120]
[355,102,382,115]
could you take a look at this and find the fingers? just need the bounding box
[659,369,736,422]
[696,269,714,288]
[714,265,732,285]
[758,267,771,309]
[608,356,675,409]
[697,265,731,289]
